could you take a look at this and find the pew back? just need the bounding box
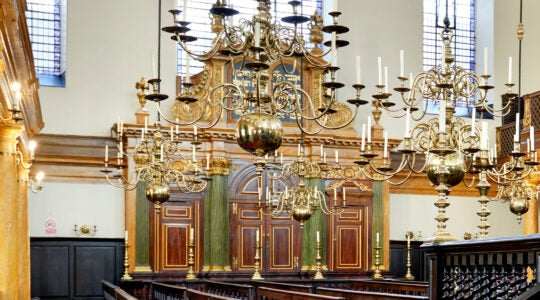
[349,280,428,296]
[186,288,239,299]
[250,280,312,294]
[317,287,429,300]
[152,282,187,300]
[205,279,255,299]
[256,286,345,300]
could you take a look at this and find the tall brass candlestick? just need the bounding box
[372,236,383,280]
[186,236,197,280]
[404,230,415,280]
[252,235,264,280]
[121,234,132,281]
[313,240,325,280]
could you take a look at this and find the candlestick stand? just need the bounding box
[186,238,197,280]
[121,242,132,281]
[372,245,383,280]
[252,242,264,280]
[404,231,415,280]
[313,241,325,280]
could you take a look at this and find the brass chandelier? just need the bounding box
[346,10,537,241]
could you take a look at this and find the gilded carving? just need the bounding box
[208,157,232,176]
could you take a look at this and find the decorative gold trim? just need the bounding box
[201,265,230,272]
[208,157,232,175]
[133,265,153,273]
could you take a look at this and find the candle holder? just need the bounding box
[186,238,197,280]
[372,244,383,280]
[121,240,132,281]
[252,241,264,280]
[404,230,415,280]
[313,240,325,280]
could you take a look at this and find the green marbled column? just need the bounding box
[134,182,152,273]
[301,178,326,270]
[203,173,231,272]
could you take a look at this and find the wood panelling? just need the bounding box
[30,238,123,300]
[270,225,293,269]
[330,206,369,271]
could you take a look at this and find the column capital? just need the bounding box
[208,157,231,176]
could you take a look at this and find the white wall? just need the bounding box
[30,0,539,240]
[29,182,124,238]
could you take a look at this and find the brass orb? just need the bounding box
[426,153,465,187]
[235,112,283,157]
[509,195,529,223]
[145,183,170,205]
[291,204,313,227]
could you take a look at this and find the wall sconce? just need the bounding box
[14,140,45,193]
[29,171,44,194]
[1,82,24,126]
[74,224,97,237]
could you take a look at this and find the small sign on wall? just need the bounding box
[44,215,57,234]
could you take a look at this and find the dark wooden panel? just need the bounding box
[239,225,258,270]
[337,226,360,267]
[31,245,70,298]
[270,225,292,269]
[163,224,188,268]
[73,246,118,297]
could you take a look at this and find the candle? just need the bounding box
[190,227,194,241]
[383,131,388,158]
[194,125,197,136]
[182,0,187,22]
[376,232,380,244]
[409,72,413,89]
[400,49,404,77]
[405,108,410,138]
[361,124,366,151]
[144,116,148,133]
[104,145,108,162]
[367,116,372,142]
[323,152,326,163]
[175,118,179,134]
[515,113,520,142]
[185,55,191,84]
[342,187,346,201]
[407,233,410,245]
[335,150,339,163]
[192,145,196,161]
[481,121,488,150]
[439,101,446,131]
[254,22,261,47]
[471,107,476,136]
[266,186,269,201]
[316,231,320,243]
[160,144,164,162]
[527,139,530,153]
[377,57,382,85]
[280,153,283,164]
[320,144,324,158]
[256,229,260,243]
[531,126,535,152]
[333,188,337,201]
[170,125,174,141]
[332,0,337,11]
[141,129,145,140]
[331,32,337,65]
[206,153,210,170]
[125,230,128,242]
[508,56,513,83]
[483,47,488,75]
[297,144,301,156]
[384,66,388,93]
[355,56,361,84]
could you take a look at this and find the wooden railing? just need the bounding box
[151,282,187,300]
[256,286,345,300]
[205,280,254,299]
[101,280,138,300]
[317,287,429,300]
[348,280,428,296]
[422,234,540,299]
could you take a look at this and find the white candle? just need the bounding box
[515,113,520,141]
[333,188,337,201]
[125,230,128,242]
[332,0,337,11]
[190,227,194,241]
[355,56,361,84]
[376,232,380,243]
[192,145,196,161]
[377,57,382,85]
[527,139,530,153]
[481,121,488,150]
[256,229,260,243]
[508,56,513,83]
[297,144,301,156]
[483,47,488,75]
[384,66,388,93]
[194,125,197,136]
[144,116,148,133]
[383,131,388,158]
[531,126,535,151]
[400,49,404,77]
[175,118,179,134]
[280,153,283,164]
[470,107,476,136]
[254,22,261,47]
[185,55,191,83]
[439,101,446,131]
[342,187,346,201]
[409,72,413,89]
[323,152,326,163]
[320,144,324,158]
[170,125,174,141]
[316,231,320,242]
[182,0,187,22]
[407,233,410,245]
[104,145,108,162]
[367,116,372,142]
[361,124,366,151]
[160,144,164,161]
[405,108,410,138]
[266,186,269,200]
[206,153,210,170]
[331,32,337,66]
[335,150,339,163]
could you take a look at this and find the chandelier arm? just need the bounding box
[153,101,205,126]
[293,115,326,135]
[311,105,360,131]
[175,30,224,61]
[104,173,138,190]
[461,173,477,188]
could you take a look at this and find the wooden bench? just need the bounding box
[349,280,429,296]
[256,286,345,300]
[102,280,118,300]
[115,288,139,300]
[152,282,187,300]
[205,280,255,299]
[250,281,312,294]
[186,288,239,299]
[317,287,429,300]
